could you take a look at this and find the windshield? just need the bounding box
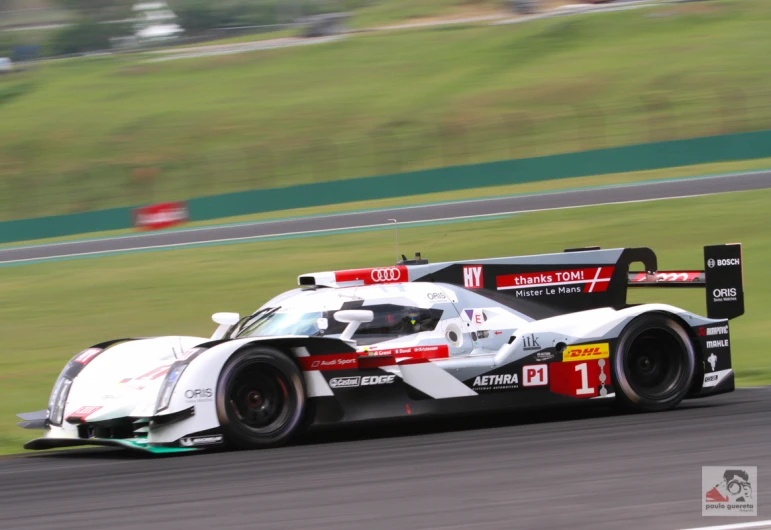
[234,304,443,343]
[236,309,334,338]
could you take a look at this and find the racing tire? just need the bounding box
[612,314,696,413]
[216,346,307,449]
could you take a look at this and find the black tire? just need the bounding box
[216,346,306,449]
[612,314,696,412]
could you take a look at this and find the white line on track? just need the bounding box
[0,189,756,265]
[3,169,767,254]
[677,520,771,530]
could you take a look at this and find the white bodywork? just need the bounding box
[38,277,724,447]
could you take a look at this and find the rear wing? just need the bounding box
[299,243,744,321]
[626,243,744,320]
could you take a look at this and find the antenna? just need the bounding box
[388,219,399,264]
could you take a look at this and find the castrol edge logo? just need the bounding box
[562,343,610,362]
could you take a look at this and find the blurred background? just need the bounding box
[1,0,769,221]
[2,4,771,526]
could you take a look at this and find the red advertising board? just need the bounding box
[133,201,189,231]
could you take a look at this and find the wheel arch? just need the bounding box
[611,310,699,411]
[618,310,704,395]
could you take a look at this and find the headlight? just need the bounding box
[155,362,188,414]
[48,375,72,426]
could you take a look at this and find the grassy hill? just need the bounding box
[1,0,770,220]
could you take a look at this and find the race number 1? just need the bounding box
[575,363,594,395]
[549,358,611,398]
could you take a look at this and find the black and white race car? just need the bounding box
[17,244,744,453]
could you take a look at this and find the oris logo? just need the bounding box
[713,288,737,298]
[371,268,401,282]
[185,388,213,399]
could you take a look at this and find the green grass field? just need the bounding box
[1,0,771,221]
[3,156,771,250]
[1,188,769,454]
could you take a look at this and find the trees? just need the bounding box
[48,0,133,55]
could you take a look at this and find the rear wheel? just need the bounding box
[216,346,306,449]
[613,314,696,412]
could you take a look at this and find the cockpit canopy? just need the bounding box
[235,304,442,345]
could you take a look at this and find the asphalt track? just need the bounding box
[1,388,769,530]
[2,170,771,266]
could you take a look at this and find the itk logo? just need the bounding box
[522,365,548,387]
[702,466,757,516]
[463,266,483,289]
[522,334,541,351]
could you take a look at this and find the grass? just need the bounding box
[2,156,771,249]
[1,188,770,454]
[1,0,771,221]
[166,27,298,48]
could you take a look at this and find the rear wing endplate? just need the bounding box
[627,243,744,320]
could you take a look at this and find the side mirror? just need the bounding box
[334,310,374,342]
[211,312,240,340]
[316,317,329,331]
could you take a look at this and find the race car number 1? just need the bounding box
[550,359,610,398]
[575,363,594,395]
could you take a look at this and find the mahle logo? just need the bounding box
[563,343,610,362]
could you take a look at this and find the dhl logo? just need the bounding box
[562,343,610,362]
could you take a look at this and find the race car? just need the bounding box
[17,243,744,453]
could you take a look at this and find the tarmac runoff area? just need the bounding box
[1,387,769,530]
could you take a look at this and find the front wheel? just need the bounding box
[612,314,696,412]
[216,346,307,449]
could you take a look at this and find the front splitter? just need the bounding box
[24,437,198,454]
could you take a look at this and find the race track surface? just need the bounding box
[2,388,769,530]
[2,170,770,265]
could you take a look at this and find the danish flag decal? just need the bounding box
[496,267,615,293]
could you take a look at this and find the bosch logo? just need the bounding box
[707,259,715,268]
[371,268,401,282]
[716,258,740,267]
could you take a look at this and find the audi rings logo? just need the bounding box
[371,268,401,282]
[707,259,716,268]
